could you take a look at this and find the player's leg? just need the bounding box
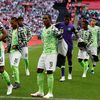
[0,67,13,95]
[91,55,99,74]
[0,51,13,95]
[43,70,54,99]
[78,50,89,77]
[10,51,21,89]
[78,58,87,77]
[21,47,30,76]
[31,54,45,97]
[91,60,96,74]
[82,59,89,77]
[97,46,100,61]
[67,49,73,80]
[31,69,44,97]
[43,54,57,99]
[78,50,86,67]
[78,58,84,68]
[57,54,66,82]
[57,39,68,81]
[89,47,98,74]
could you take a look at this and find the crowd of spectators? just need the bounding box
[77,9,100,29]
[0,0,59,35]
[0,0,99,36]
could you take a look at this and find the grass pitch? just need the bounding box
[0,42,100,100]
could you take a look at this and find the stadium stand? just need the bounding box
[0,0,58,35]
[0,0,99,46]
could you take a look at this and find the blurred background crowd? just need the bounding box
[0,0,100,36]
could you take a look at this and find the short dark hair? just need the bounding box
[82,20,88,25]
[92,17,97,20]
[90,17,97,22]
[43,14,51,20]
[11,17,17,21]
[17,16,24,20]
[64,14,71,19]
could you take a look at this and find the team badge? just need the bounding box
[68,28,71,31]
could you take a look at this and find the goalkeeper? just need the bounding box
[77,20,93,78]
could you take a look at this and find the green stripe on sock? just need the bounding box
[84,61,89,70]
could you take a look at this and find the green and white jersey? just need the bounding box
[0,22,5,52]
[19,25,32,43]
[88,25,99,47]
[11,29,18,52]
[78,29,93,46]
[18,26,27,42]
[41,25,59,54]
[24,25,32,42]
[97,27,100,47]
[18,26,27,43]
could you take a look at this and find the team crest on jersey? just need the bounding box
[67,28,71,31]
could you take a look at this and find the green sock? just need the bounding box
[37,73,44,93]
[24,59,29,69]
[12,66,20,83]
[47,74,54,94]
[1,70,11,85]
[91,67,95,71]
[84,61,89,70]
[79,60,85,68]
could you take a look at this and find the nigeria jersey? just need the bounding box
[78,29,93,46]
[41,25,59,54]
[88,25,99,47]
[11,29,18,46]
[18,25,32,42]
[10,29,18,52]
[0,22,5,52]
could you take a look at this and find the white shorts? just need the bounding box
[9,51,21,67]
[37,53,57,72]
[87,46,97,56]
[78,50,89,59]
[58,39,68,56]
[0,51,5,66]
[21,47,28,59]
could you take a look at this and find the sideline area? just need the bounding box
[28,35,42,47]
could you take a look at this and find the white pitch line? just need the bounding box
[0,96,41,100]
[0,96,86,100]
